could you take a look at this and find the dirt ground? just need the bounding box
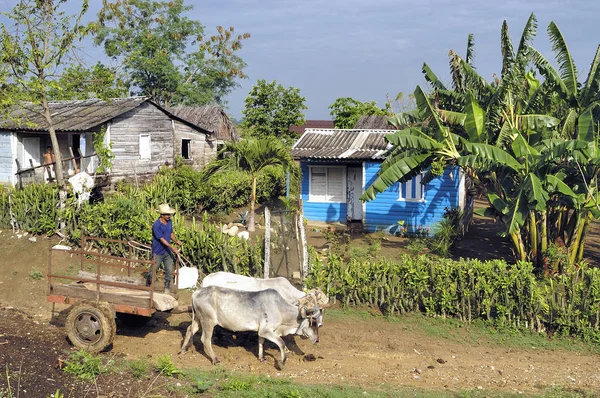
[2,212,600,397]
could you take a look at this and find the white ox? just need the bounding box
[180,286,321,368]
[201,271,329,312]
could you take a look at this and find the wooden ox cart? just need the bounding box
[47,236,188,353]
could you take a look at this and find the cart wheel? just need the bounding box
[65,300,116,353]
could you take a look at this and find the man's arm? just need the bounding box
[171,232,182,246]
[160,237,179,254]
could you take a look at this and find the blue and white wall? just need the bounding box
[300,162,347,223]
[363,161,462,234]
[300,160,464,234]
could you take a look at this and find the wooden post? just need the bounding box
[280,211,289,278]
[15,159,23,189]
[28,159,40,183]
[264,206,270,278]
[77,148,85,173]
[68,147,78,173]
[298,207,309,284]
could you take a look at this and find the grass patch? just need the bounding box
[322,307,600,355]
[28,267,44,280]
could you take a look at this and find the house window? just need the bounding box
[139,134,151,160]
[398,173,425,201]
[181,139,191,160]
[309,166,345,202]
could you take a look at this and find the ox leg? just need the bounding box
[258,336,267,362]
[259,330,287,367]
[200,322,219,364]
[180,316,200,355]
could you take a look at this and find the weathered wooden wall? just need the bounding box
[172,120,216,169]
[110,102,174,178]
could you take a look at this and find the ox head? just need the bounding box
[297,294,323,343]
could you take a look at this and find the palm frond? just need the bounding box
[581,45,600,106]
[388,110,422,127]
[560,109,579,138]
[500,20,514,78]
[449,50,464,92]
[464,91,485,142]
[466,33,475,65]
[461,141,523,171]
[384,128,444,151]
[361,153,430,202]
[547,21,578,99]
[516,13,537,62]
[422,63,447,91]
[438,109,466,126]
[530,47,569,100]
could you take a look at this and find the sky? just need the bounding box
[2,0,600,121]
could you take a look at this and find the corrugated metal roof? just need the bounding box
[0,97,150,132]
[291,128,397,160]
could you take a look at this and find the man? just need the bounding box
[42,146,55,183]
[149,203,182,294]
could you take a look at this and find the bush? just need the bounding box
[0,184,61,235]
[305,253,600,342]
[197,170,251,215]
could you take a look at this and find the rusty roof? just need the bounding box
[0,97,210,134]
[291,128,398,160]
[289,120,335,135]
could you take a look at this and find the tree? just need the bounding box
[202,138,293,232]
[0,0,90,190]
[93,0,250,107]
[47,63,128,100]
[241,79,307,144]
[328,97,388,129]
[361,14,600,270]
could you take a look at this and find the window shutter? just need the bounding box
[327,167,344,201]
[310,167,327,199]
[139,134,151,160]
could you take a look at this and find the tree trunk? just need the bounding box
[248,175,257,232]
[42,97,67,231]
[568,212,587,265]
[529,211,538,266]
[540,211,548,275]
[510,232,526,261]
[42,97,65,189]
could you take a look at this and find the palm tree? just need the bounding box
[202,138,293,232]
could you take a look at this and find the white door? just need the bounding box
[346,167,363,221]
[22,137,40,168]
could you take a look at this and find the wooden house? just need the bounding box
[0,97,216,186]
[291,128,471,235]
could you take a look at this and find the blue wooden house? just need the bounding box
[291,128,470,235]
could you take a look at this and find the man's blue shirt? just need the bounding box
[152,218,172,255]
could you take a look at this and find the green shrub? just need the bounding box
[2,184,61,235]
[305,253,600,342]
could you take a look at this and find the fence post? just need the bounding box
[15,159,23,189]
[298,205,309,284]
[264,206,270,278]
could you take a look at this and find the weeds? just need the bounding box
[155,355,181,377]
[28,267,44,280]
[127,359,149,379]
[63,350,112,380]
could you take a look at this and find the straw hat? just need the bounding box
[157,203,176,215]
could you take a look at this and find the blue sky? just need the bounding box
[2,0,599,120]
